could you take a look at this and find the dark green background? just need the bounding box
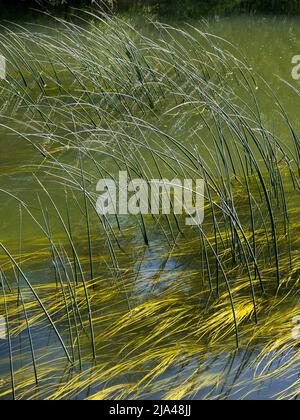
[1,1,300,18]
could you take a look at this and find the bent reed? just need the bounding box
[0,11,299,400]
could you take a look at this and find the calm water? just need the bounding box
[0,14,299,400]
[2,15,300,239]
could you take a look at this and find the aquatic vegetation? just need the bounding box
[0,12,299,399]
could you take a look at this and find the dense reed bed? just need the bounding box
[0,12,299,399]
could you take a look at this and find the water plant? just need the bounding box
[0,10,299,399]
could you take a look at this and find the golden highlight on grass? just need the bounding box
[0,10,299,400]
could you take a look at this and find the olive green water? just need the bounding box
[2,14,300,244]
[0,14,300,400]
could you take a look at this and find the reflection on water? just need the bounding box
[0,316,6,339]
[0,234,298,400]
[0,13,300,400]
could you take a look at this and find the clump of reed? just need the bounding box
[0,11,299,399]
